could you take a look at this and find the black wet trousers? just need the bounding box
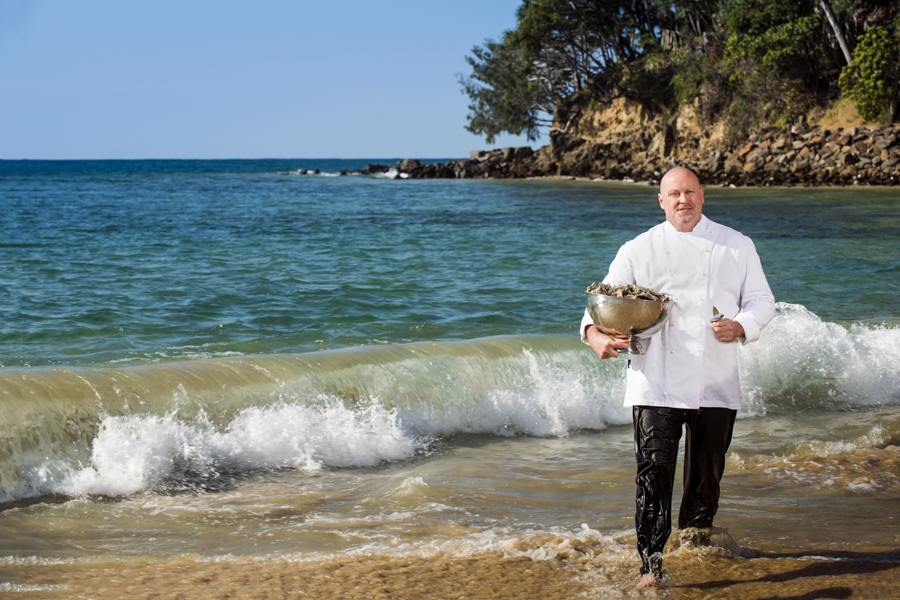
[632,406,736,577]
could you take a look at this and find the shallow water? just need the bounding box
[2,408,898,562]
[0,160,898,597]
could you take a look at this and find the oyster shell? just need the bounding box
[586,282,671,303]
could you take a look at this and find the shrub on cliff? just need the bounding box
[839,26,900,123]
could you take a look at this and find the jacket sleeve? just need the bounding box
[734,237,775,345]
[580,309,594,344]
[580,243,637,344]
[603,242,638,288]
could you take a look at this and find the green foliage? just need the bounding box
[719,0,835,91]
[459,0,674,142]
[715,0,852,130]
[839,26,900,123]
[458,37,546,144]
[669,54,705,105]
[724,15,819,69]
[458,1,899,143]
[717,0,816,38]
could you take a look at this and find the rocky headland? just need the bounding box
[326,98,900,186]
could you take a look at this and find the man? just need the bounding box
[581,167,775,588]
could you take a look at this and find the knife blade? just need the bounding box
[711,306,724,322]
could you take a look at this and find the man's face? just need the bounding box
[658,168,704,232]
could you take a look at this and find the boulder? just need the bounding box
[514,146,534,159]
[398,159,421,172]
[362,163,391,175]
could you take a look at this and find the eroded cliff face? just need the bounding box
[561,97,723,164]
[542,96,899,186]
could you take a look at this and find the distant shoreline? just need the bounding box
[311,122,899,188]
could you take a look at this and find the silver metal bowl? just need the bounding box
[586,293,671,355]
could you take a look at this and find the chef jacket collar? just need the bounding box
[663,214,710,235]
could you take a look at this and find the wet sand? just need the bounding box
[14,554,584,600]
[668,551,900,600]
[13,536,900,600]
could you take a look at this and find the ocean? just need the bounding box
[0,159,898,599]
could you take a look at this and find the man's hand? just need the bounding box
[712,318,744,343]
[585,325,630,359]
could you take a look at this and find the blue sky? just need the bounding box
[0,0,546,159]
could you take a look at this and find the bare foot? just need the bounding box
[635,573,660,588]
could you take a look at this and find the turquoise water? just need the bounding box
[3,160,897,369]
[0,160,899,595]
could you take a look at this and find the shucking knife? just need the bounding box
[711,306,725,322]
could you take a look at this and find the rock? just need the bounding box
[875,135,897,150]
[724,156,743,174]
[737,143,755,159]
[398,159,421,172]
[514,146,534,159]
[672,527,743,558]
[362,163,391,175]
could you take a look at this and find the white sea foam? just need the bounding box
[9,347,630,500]
[38,398,421,498]
[373,168,400,180]
[739,302,900,416]
[332,522,633,567]
[0,583,67,593]
[468,349,628,436]
[385,348,630,438]
[4,307,899,502]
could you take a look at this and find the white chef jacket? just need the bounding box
[580,215,775,410]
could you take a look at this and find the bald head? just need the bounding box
[658,167,704,232]
[659,167,701,193]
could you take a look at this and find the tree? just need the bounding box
[818,0,853,65]
[459,0,675,142]
[458,36,550,143]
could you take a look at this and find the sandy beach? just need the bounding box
[14,535,900,600]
